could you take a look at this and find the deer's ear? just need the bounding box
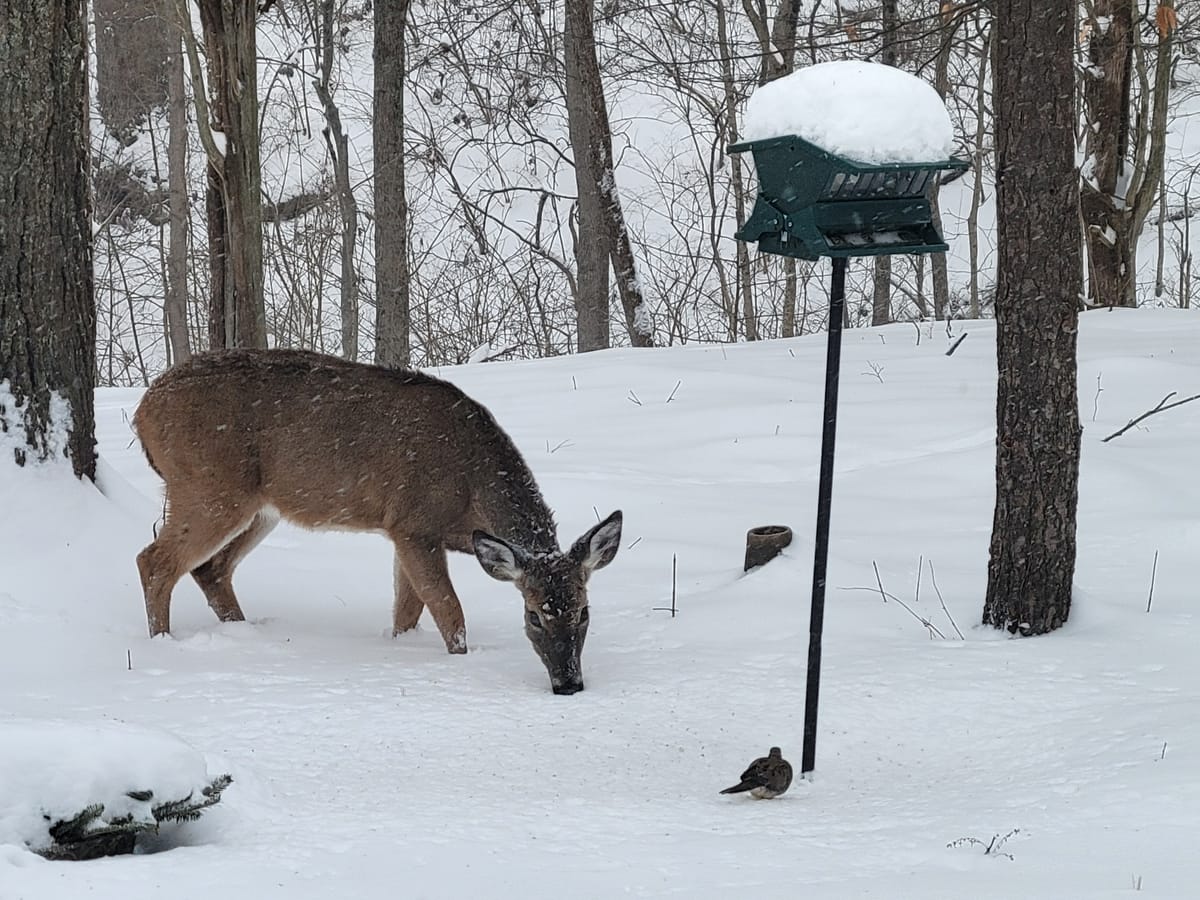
[472,531,526,582]
[570,510,623,574]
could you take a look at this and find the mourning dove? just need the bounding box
[720,746,793,799]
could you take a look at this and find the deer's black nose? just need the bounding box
[552,681,584,695]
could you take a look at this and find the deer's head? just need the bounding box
[472,511,623,694]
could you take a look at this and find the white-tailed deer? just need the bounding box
[134,349,622,694]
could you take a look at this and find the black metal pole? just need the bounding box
[801,254,847,779]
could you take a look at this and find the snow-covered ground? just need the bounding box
[2,309,1198,897]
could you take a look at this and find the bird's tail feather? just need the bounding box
[719,782,752,795]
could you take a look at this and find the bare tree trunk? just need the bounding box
[1127,5,1174,284]
[984,0,1082,636]
[781,260,798,337]
[564,0,611,351]
[166,30,192,365]
[1080,0,1136,308]
[914,255,928,318]
[197,0,266,348]
[929,0,959,320]
[740,0,805,340]
[967,29,990,319]
[716,0,750,340]
[869,0,899,327]
[94,0,171,144]
[374,0,412,365]
[871,256,892,325]
[930,188,950,320]
[0,0,97,480]
[314,0,360,360]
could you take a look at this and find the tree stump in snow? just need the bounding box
[744,525,793,572]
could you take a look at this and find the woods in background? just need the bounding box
[77,0,1195,378]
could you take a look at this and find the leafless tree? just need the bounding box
[984,0,1082,636]
[0,0,97,480]
[1079,0,1176,308]
[185,0,267,348]
[374,0,413,365]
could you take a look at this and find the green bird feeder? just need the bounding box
[727,134,967,260]
[728,61,968,785]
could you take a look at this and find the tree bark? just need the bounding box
[984,0,1082,636]
[373,0,413,366]
[0,0,97,480]
[967,29,990,319]
[929,0,958,320]
[197,0,266,349]
[315,0,360,361]
[1080,0,1136,308]
[94,0,171,144]
[871,256,892,325]
[581,17,653,346]
[870,0,898,326]
[717,0,751,341]
[564,0,611,351]
[166,30,192,365]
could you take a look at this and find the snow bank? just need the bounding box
[0,719,220,853]
[742,60,955,163]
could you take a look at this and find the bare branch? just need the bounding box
[1100,392,1200,442]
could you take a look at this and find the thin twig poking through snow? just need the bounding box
[652,554,678,618]
[872,561,888,604]
[1147,550,1159,612]
[927,560,964,639]
[847,563,948,639]
[1101,392,1200,442]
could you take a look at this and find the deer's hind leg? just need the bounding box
[392,554,426,636]
[191,507,280,623]
[137,493,258,637]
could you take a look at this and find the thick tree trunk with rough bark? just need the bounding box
[197,0,266,349]
[373,0,413,366]
[0,0,97,480]
[984,0,1082,636]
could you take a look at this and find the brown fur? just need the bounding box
[134,349,579,661]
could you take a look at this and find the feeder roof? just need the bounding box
[742,60,955,165]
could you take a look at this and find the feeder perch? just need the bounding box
[744,525,793,572]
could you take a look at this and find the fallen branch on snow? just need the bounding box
[1101,391,1200,442]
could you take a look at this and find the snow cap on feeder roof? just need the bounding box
[742,60,956,164]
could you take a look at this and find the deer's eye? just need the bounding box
[526,610,544,630]
[579,607,590,624]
